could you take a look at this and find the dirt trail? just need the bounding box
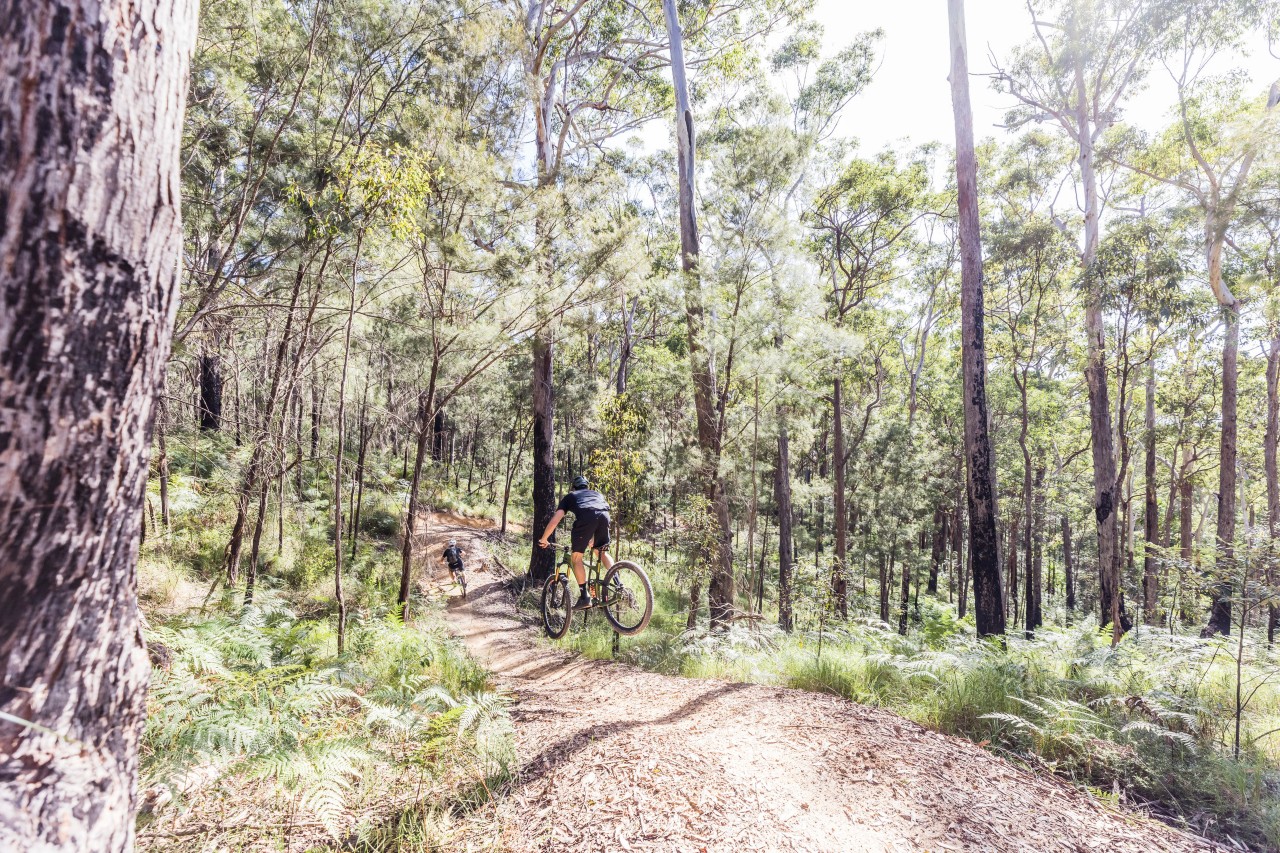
[421,513,1222,853]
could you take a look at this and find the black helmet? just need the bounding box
[572,475,589,489]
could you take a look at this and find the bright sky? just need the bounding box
[812,0,1280,152]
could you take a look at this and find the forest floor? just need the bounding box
[420,513,1225,853]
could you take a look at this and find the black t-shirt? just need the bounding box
[443,545,463,568]
[557,488,610,517]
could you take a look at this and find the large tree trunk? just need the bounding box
[831,377,849,617]
[663,0,734,627]
[949,0,1004,637]
[1206,305,1239,635]
[776,411,795,632]
[528,322,556,582]
[0,1,195,847]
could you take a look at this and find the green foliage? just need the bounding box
[141,599,512,844]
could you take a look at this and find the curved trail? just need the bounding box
[422,513,1220,853]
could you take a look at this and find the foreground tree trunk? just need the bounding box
[948,0,1005,637]
[0,2,195,848]
[663,0,734,627]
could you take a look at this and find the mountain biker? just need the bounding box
[539,475,614,610]
[440,539,465,584]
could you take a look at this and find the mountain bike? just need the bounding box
[540,542,653,640]
[449,562,467,599]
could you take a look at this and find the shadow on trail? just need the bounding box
[512,681,751,787]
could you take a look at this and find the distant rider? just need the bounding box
[440,539,465,585]
[538,475,614,610]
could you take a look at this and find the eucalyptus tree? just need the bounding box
[1111,11,1280,629]
[0,1,196,848]
[992,0,1187,641]
[807,151,932,617]
[947,0,1007,637]
[986,132,1077,636]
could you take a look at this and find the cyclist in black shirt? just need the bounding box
[538,475,613,610]
[440,539,464,584]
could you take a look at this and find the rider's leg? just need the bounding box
[571,551,586,586]
[595,546,614,571]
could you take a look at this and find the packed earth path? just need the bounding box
[418,513,1223,853]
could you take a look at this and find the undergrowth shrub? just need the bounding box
[140,597,512,846]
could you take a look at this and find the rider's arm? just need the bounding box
[539,509,565,546]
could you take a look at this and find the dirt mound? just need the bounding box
[422,513,1222,853]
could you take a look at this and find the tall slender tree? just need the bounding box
[949,0,1005,636]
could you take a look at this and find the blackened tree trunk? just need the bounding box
[1062,515,1075,615]
[0,1,195,847]
[928,506,945,595]
[528,327,556,581]
[949,0,1004,637]
[831,377,849,617]
[1007,515,1019,623]
[1267,335,1279,645]
[1206,306,1239,635]
[776,411,795,632]
[1143,361,1160,625]
[199,353,223,431]
[898,540,912,635]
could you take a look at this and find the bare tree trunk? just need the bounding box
[244,477,270,605]
[1267,335,1279,645]
[0,1,195,846]
[349,412,369,562]
[157,398,173,533]
[399,385,434,612]
[898,538,912,635]
[1143,361,1160,625]
[199,353,223,431]
[776,411,795,632]
[832,377,849,617]
[928,506,945,596]
[1207,306,1239,635]
[949,0,1004,637]
[1062,515,1075,615]
[663,0,734,628]
[1007,515,1019,623]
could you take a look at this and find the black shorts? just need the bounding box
[570,513,610,554]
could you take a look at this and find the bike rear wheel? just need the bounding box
[541,575,572,639]
[602,561,653,636]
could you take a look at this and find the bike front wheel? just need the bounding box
[541,575,572,639]
[602,561,653,636]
